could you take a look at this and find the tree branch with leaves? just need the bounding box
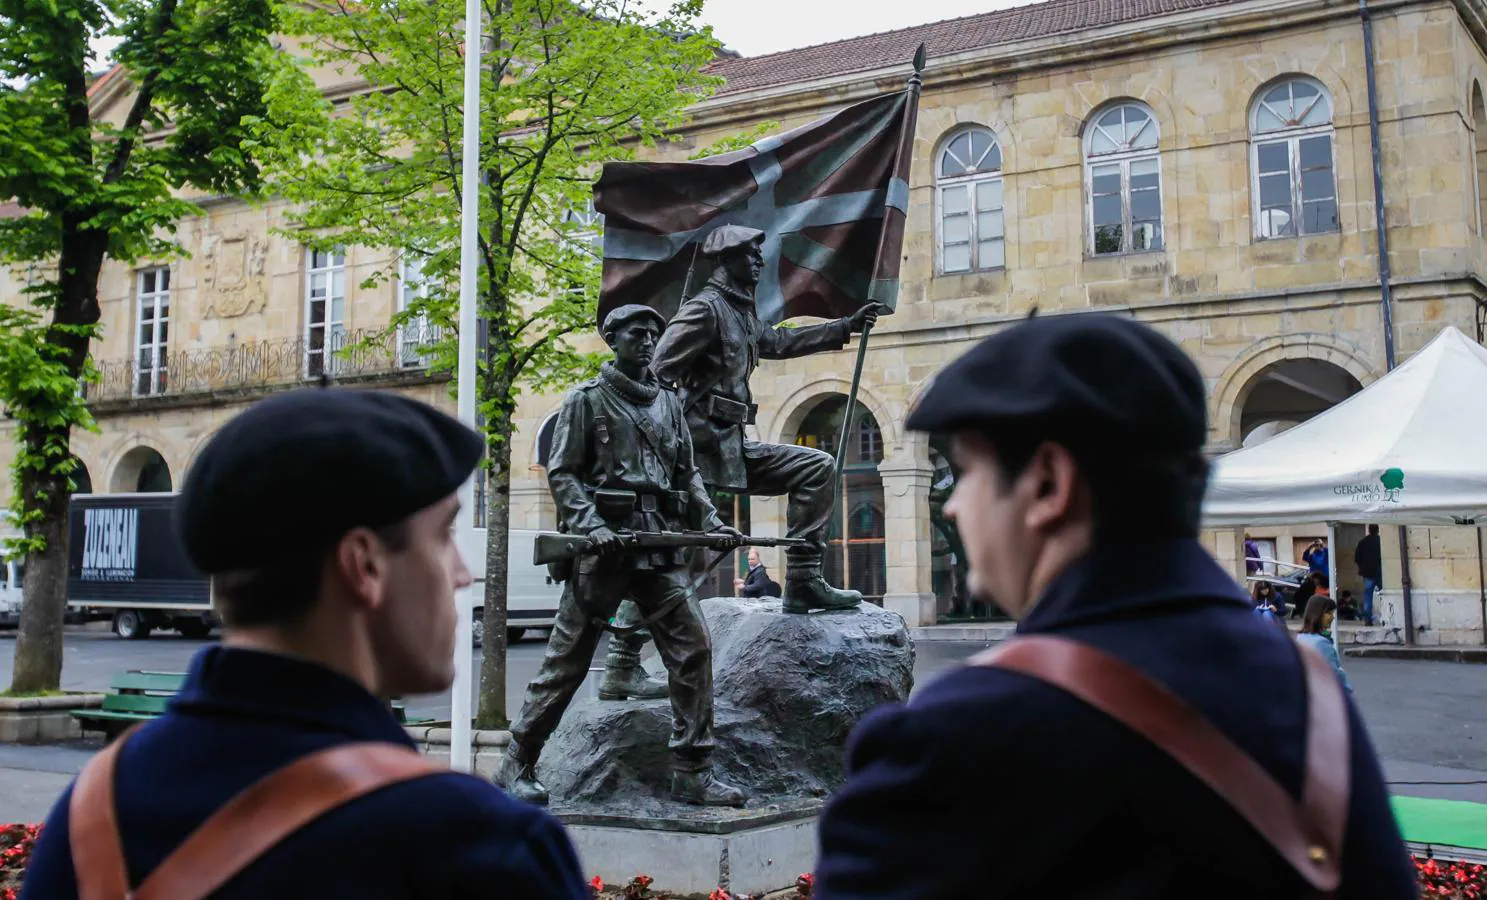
[252,0,723,727]
[0,0,288,693]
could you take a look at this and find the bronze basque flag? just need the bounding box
[592,71,921,329]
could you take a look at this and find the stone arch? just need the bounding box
[1080,95,1167,147]
[1246,67,1355,122]
[1211,334,1378,447]
[530,409,561,470]
[764,377,898,452]
[70,457,94,495]
[109,445,173,493]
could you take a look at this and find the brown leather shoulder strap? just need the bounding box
[70,738,442,900]
[70,725,141,900]
[969,635,1349,894]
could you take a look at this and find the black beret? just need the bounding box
[906,313,1207,458]
[601,303,667,336]
[178,388,484,573]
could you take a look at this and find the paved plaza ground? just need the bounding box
[3,625,1487,823]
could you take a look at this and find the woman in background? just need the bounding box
[1298,593,1353,694]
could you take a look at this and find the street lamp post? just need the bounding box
[450,0,483,774]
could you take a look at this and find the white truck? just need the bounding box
[468,527,563,646]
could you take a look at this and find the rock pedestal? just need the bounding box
[540,596,914,895]
[542,595,915,810]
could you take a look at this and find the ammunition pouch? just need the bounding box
[590,488,689,526]
[703,393,757,426]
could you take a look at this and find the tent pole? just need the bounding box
[1477,527,1485,644]
[1327,522,1341,657]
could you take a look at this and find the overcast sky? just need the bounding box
[76,1,1026,72]
[677,0,1025,56]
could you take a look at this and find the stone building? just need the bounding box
[6,0,1487,637]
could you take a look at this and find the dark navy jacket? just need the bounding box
[815,540,1416,899]
[22,646,590,899]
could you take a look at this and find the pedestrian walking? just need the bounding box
[813,313,1414,899]
[21,389,590,899]
[1354,524,1382,625]
[735,548,782,598]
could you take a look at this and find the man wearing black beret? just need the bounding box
[21,389,591,900]
[813,313,1415,899]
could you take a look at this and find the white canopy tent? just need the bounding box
[1204,325,1487,529]
[1202,325,1487,649]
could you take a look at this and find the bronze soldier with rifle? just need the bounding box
[496,303,796,808]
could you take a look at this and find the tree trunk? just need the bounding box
[475,406,514,730]
[8,481,69,693]
[8,227,104,693]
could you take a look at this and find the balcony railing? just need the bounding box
[84,325,446,404]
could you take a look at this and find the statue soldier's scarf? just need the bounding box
[592,81,921,329]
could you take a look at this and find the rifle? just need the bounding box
[533,530,808,567]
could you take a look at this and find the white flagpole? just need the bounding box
[450,0,483,774]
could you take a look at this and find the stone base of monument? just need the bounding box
[554,798,821,898]
[535,596,915,897]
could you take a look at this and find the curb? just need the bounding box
[1344,647,1487,663]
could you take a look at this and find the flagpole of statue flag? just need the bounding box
[831,44,925,490]
[450,0,484,774]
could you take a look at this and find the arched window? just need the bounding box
[794,395,886,603]
[1084,102,1163,255]
[936,127,1005,274]
[1250,77,1338,238]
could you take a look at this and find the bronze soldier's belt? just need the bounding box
[704,393,757,425]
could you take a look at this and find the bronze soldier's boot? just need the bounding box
[598,600,669,700]
[782,547,862,613]
[493,741,549,805]
[671,759,746,807]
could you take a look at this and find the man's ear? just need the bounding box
[332,528,386,611]
[1023,442,1082,533]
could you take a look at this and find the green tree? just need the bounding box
[254,0,722,727]
[0,0,287,693]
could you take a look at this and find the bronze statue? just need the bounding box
[495,304,748,807]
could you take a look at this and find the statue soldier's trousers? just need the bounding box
[510,563,714,763]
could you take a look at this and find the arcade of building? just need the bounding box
[5,0,1487,640]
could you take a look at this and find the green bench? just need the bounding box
[72,669,433,740]
[72,670,186,740]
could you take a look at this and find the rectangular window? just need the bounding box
[1089,158,1163,256]
[938,177,1005,274]
[398,256,437,368]
[1254,135,1337,239]
[305,248,346,378]
[134,267,170,396]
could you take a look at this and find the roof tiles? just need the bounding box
[707,0,1244,95]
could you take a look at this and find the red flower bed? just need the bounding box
[0,823,42,900]
[1417,855,1487,898]
[1,821,1473,897]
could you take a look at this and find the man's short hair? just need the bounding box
[973,429,1209,541]
[214,520,411,628]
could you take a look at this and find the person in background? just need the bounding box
[812,313,1413,899]
[1303,537,1329,576]
[1290,571,1320,620]
[21,389,590,899]
[1299,593,1353,694]
[734,548,782,598]
[1244,533,1261,575]
[1354,524,1382,626]
[1252,581,1284,619]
